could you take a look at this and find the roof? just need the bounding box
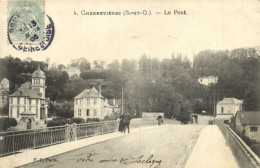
[32,66,45,78]
[74,87,103,99]
[199,76,218,79]
[217,98,243,105]
[236,111,260,125]
[10,88,42,99]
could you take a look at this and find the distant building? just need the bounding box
[235,111,260,143]
[9,67,48,121]
[0,78,10,109]
[62,67,81,78]
[107,98,121,114]
[74,87,113,120]
[216,97,243,122]
[198,76,218,86]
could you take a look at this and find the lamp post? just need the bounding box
[121,84,124,114]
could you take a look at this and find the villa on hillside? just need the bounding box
[74,87,113,120]
[198,76,218,86]
[216,97,243,123]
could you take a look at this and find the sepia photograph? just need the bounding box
[0,0,259,167]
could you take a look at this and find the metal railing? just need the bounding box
[216,120,260,168]
[0,118,178,157]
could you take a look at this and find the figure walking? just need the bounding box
[157,115,163,126]
[118,114,124,133]
[123,113,131,134]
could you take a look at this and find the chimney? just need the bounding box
[14,85,18,92]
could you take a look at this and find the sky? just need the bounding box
[0,0,259,66]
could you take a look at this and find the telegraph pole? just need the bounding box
[121,84,124,114]
[213,88,216,124]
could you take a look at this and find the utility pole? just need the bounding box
[213,88,216,124]
[121,84,124,114]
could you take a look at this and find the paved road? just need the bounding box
[21,125,205,168]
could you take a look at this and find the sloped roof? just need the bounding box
[74,87,103,99]
[32,67,45,78]
[10,88,42,99]
[218,98,243,105]
[199,76,218,79]
[236,111,260,125]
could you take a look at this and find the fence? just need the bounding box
[216,120,260,168]
[0,118,178,157]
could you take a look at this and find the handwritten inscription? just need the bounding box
[76,152,162,168]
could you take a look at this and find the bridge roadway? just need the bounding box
[20,125,204,168]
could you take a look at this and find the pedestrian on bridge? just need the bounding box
[123,112,131,134]
[118,114,124,133]
[157,115,163,126]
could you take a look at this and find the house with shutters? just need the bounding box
[216,97,243,123]
[235,111,260,143]
[74,87,113,120]
[9,67,48,121]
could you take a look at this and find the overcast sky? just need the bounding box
[0,0,259,66]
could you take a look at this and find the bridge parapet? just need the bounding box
[216,120,260,168]
[0,118,178,157]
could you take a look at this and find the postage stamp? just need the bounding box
[7,0,54,52]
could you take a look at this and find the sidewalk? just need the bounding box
[185,125,239,168]
[0,126,158,168]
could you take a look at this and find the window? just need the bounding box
[86,109,90,116]
[87,99,90,105]
[78,109,81,116]
[17,97,20,105]
[94,99,97,105]
[76,99,78,105]
[221,107,224,113]
[29,106,31,111]
[24,98,26,105]
[24,106,26,112]
[29,99,31,105]
[36,108,38,118]
[250,127,258,132]
[10,107,12,117]
[94,109,97,116]
[11,97,13,104]
[2,96,4,100]
[17,107,19,117]
[36,99,38,105]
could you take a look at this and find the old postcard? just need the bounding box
[0,0,259,168]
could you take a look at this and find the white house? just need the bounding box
[9,67,48,121]
[74,87,113,120]
[216,97,243,122]
[198,76,218,86]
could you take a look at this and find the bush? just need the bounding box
[0,118,17,131]
[70,117,85,124]
[47,117,69,127]
[103,115,117,121]
[86,118,100,123]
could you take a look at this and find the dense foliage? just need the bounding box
[1,47,259,124]
[0,118,17,131]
